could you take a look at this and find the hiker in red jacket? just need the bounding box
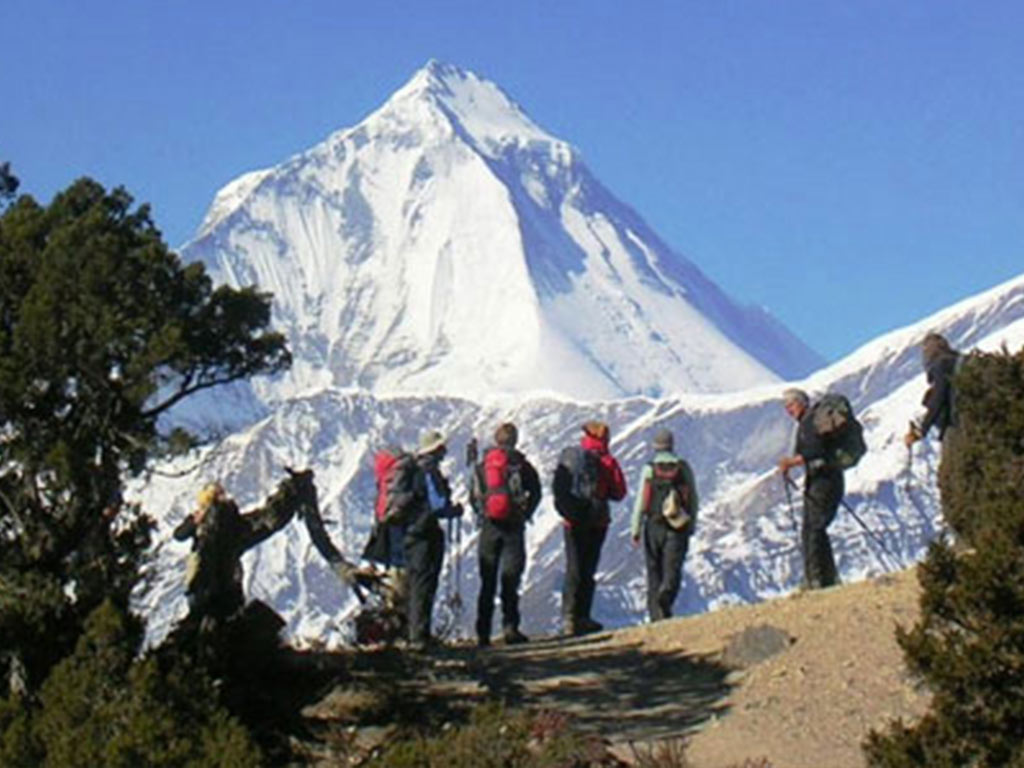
[553,420,627,636]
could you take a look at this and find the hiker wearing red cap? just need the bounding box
[552,421,627,636]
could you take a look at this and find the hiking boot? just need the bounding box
[503,628,529,645]
[579,617,603,635]
[477,635,491,648]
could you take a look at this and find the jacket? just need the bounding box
[630,451,699,539]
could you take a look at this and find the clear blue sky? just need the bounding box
[3,1,1022,362]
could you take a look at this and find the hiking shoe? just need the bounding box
[579,617,604,634]
[477,635,491,648]
[503,628,529,645]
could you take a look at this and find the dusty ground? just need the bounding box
[298,567,928,767]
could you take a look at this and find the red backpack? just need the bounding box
[479,447,528,522]
[373,448,418,524]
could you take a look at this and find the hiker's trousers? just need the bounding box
[405,524,444,643]
[802,470,843,589]
[562,523,607,624]
[475,518,527,639]
[642,517,690,620]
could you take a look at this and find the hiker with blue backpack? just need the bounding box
[778,387,868,589]
[404,430,463,651]
[630,429,699,621]
[470,422,542,647]
[553,421,627,636]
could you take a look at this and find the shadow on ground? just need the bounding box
[460,633,733,742]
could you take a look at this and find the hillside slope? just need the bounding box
[300,566,926,767]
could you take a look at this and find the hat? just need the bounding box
[196,482,226,512]
[652,429,674,452]
[417,430,447,456]
[494,422,518,447]
[582,421,610,441]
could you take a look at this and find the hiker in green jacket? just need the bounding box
[630,429,698,621]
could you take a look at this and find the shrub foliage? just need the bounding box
[866,347,1024,766]
[0,177,289,764]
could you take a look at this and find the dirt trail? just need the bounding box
[302,568,928,767]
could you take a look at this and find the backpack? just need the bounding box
[373,448,419,525]
[811,393,867,470]
[643,461,692,532]
[479,447,530,522]
[554,446,602,523]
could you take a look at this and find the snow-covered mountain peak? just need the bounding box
[384,60,561,157]
[182,62,822,404]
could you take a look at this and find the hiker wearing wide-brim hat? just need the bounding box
[630,428,699,621]
[403,429,463,651]
[417,430,447,456]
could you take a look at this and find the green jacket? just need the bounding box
[630,451,699,539]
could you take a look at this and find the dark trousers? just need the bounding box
[562,524,607,625]
[405,525,444,643]
[475,518,526,640]
[643,518,689,621]
[802,471,843,589]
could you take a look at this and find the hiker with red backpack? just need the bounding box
[553,421,627,636]
[630,429,698,622]
[470,422,542,647]
[404,430,463,651]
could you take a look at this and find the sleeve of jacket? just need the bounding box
[630,464,652,539]
[682,460,699,528]
[173,516,197,541]
[919,356,954,437]
[523,458,543,519]
[604,456,628,502]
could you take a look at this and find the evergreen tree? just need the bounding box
[0,177,290,692]
[866,347,1024,767]
[0,163,17,208]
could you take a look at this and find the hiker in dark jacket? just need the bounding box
[777,388,843,589]
[630,429,699,621]
[471,422,542,647]
[173,477,302,627]
[404,430,462,650]
[905,332,961,447]
[553,421,627,636]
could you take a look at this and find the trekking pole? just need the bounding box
[785,475,900,571]
[781,473,800,534]
[904,421,916,493]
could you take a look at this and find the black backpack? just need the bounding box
[811,393,867,470]
[553,446,602,523]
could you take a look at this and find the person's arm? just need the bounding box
[630,465,652,542]
[681,460,699,528]
[523,459,543,519]
[172,514,198,541]
[605,456,627,501]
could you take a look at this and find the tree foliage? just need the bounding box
[0,176,290,692]
[0,163,17,209]
[0,601,262,767]
[866,347,1024,767]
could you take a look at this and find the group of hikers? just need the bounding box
[172,332,961,650]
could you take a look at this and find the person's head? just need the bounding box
[921,332,954,367]
[782,388,809,421]
[494,422,518,448]
[582,420,610,442]
[417,430,447,458]
[652,428,674,452]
